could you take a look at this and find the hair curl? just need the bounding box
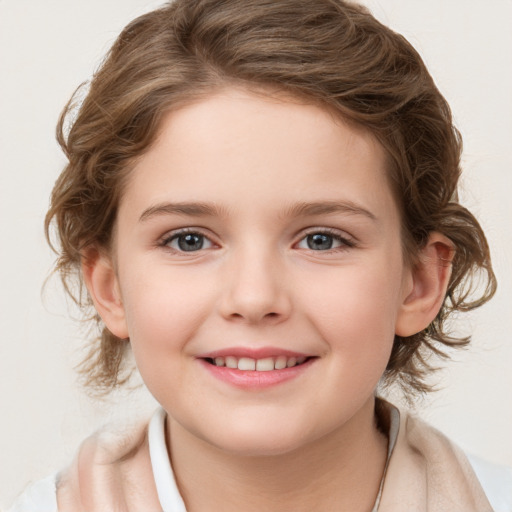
[45,0,496,397]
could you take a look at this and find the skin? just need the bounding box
[84,87,452,511]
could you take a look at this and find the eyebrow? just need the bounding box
[139,201,229,222]
[139,200,376,222]
[282,201,377,221]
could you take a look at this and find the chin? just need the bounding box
[213,432,308,457]
[195,416,317,457]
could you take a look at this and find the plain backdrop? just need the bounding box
[1,0,511,507]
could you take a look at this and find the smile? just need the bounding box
[204,355,309,371]
[198,349,317,389]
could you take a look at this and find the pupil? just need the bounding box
[308,233,332,250]
[178,234,203,251]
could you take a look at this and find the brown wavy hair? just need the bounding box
[45,0,496,397]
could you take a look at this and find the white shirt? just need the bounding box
[8,407,512,512]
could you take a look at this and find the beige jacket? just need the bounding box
[378,409,492,511]
[55,405,493,512]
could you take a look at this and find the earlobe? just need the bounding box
[395,233,454,337]
[81,248,129,340]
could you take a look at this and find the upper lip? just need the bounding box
[196,346,314,360]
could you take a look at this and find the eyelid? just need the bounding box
[294,227,357,250]
[158,227,218,251]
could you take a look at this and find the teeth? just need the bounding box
[274,356,287,370]
[256,358,274,371]
[286,357,297,368]
[225,356,237,369]
[238,357,256,371]
[210,355,308,371]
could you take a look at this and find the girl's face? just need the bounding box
[108,88,413,455]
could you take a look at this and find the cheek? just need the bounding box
[118,265,214,368]
[298,261,403,361]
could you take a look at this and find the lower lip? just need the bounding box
[199,358,315,389]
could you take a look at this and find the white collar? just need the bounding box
[148,408,187,512]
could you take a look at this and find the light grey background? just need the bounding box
[1,0,511,506]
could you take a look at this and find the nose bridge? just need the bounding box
[219,238,290,323]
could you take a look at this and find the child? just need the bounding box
[7,0,511,510]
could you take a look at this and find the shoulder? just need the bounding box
[6,473,58,512]
[376,399,512,512]
[402,410,512,512]
[6,413,157,512]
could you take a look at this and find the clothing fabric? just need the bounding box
[8,402,512,511]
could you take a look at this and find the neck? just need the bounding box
[167,396,388,512]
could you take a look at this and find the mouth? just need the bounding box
[202,355,313,371]
[198,350,317,389]
[197,348,317,388]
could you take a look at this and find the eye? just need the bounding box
[163,231,213,252]
[296,231,354,251]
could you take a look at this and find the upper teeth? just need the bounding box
[212,356,307,371]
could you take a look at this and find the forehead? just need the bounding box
[120,87,396,224]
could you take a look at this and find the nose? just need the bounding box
[217,247,292,325]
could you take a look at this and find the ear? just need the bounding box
[395,233,454,337]
[82,248,129,340]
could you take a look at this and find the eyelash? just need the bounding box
[158,227,357,254]
[298,228,357,252]
[159,228,215,253]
